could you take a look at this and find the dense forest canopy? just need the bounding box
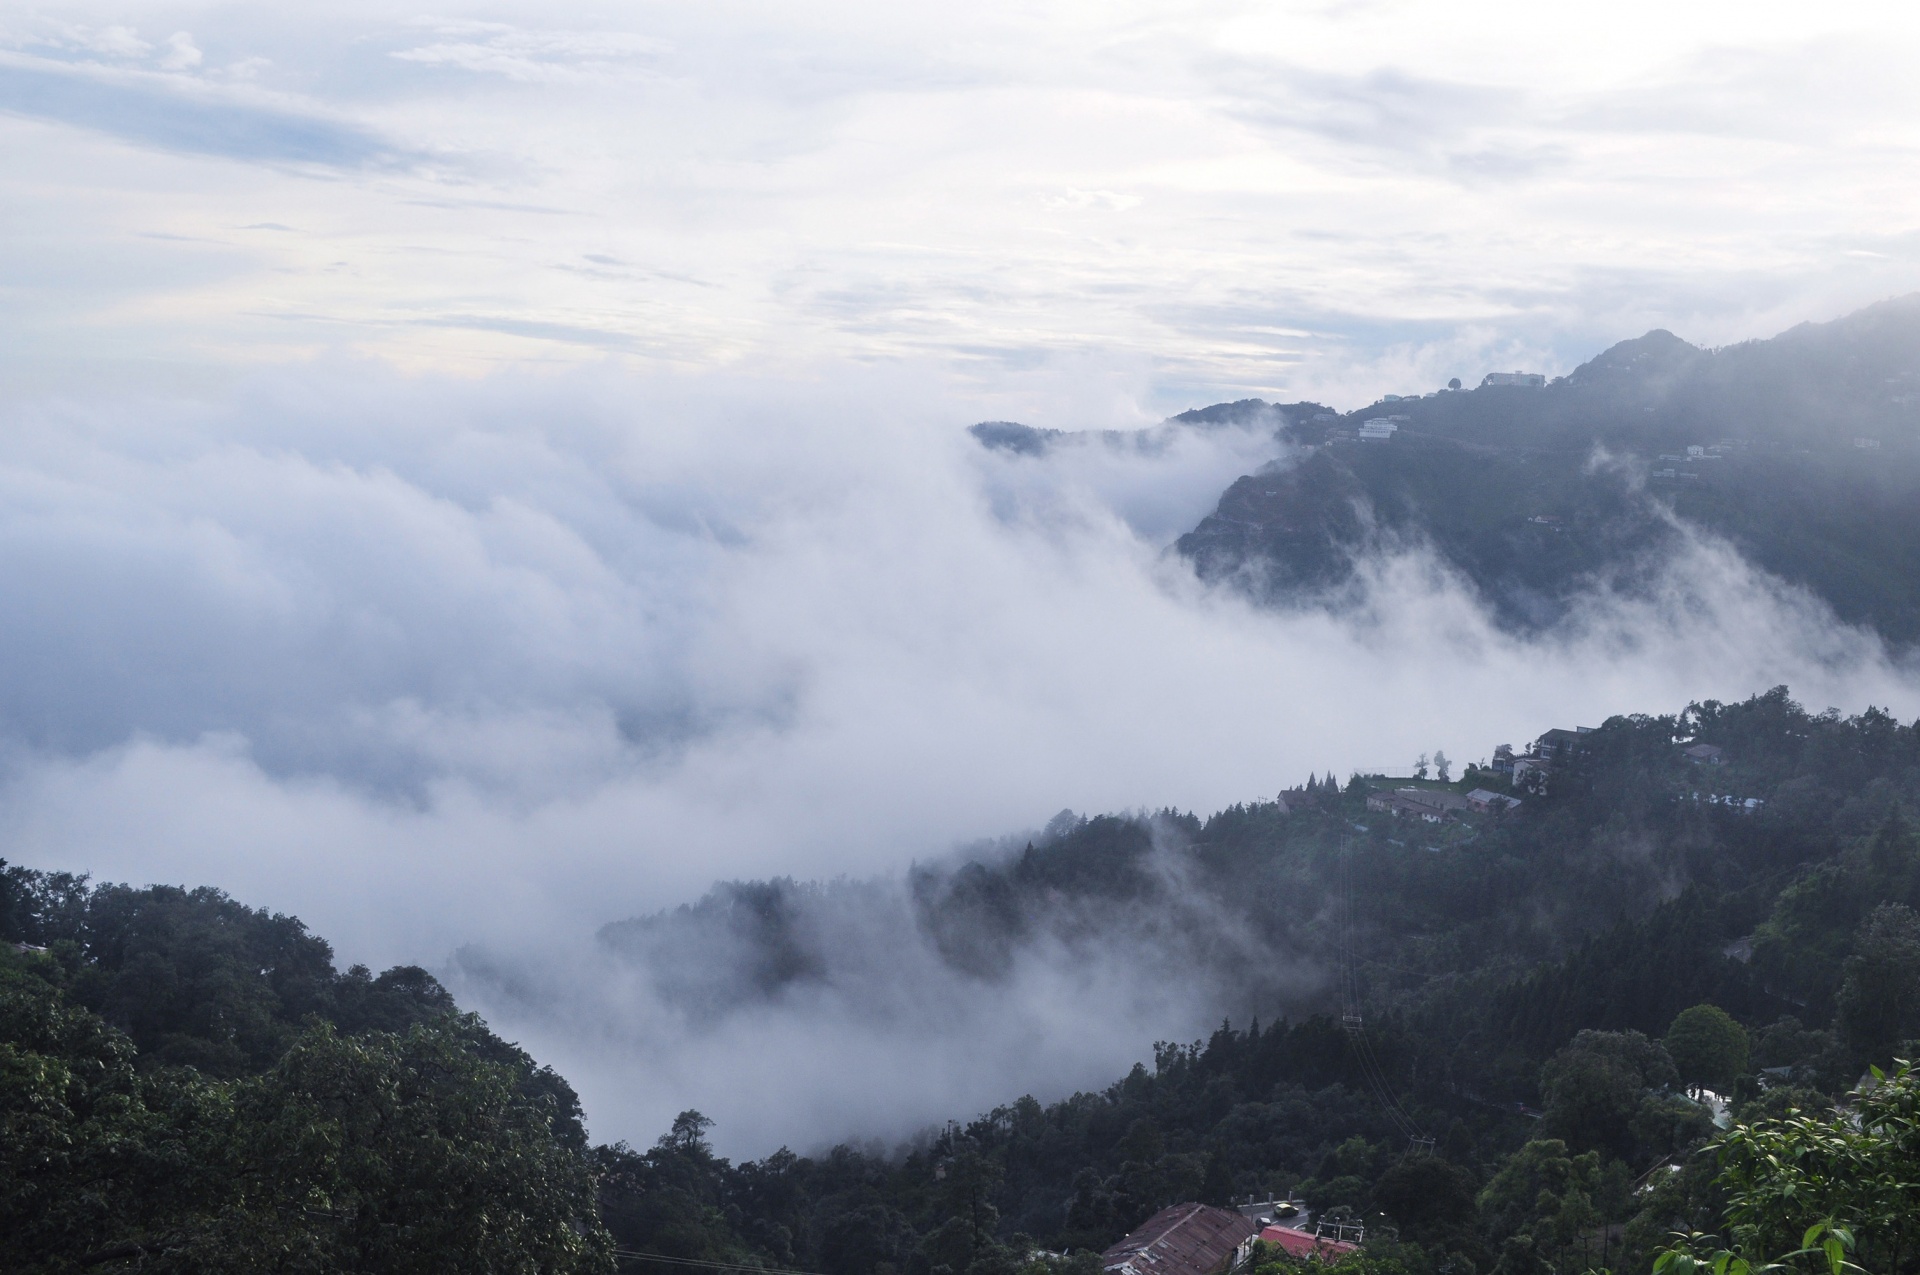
[8,686,1920,1272]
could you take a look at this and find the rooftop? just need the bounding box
[1259,1225,1361,1261]
[1103,1204,1258,1275]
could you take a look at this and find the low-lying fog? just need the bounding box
[0,361,1912,1155]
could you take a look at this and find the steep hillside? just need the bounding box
[495,687,1920,1275]
[13,687,1920,1275]
[0,874,609,1271]
[1154,296,1920,639]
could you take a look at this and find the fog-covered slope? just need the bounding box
[1030,295,1920,641]
[445,688,1920,1275]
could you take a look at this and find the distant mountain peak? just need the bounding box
[968,421,1062,456]
[1175,293,1920,646]
[968,401,1310,458]
[1566,328,1703,386]
[1170,399,1282,427]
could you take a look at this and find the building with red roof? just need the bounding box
[1257,1224,1360,1261]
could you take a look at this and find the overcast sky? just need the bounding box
[6,1,1920,413]
[7,1,1920,1151]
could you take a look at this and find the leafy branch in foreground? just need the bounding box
[1657,1061,1920,1275]
[1657,1221,1862,1275]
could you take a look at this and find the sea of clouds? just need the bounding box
[0,360,1913,1153]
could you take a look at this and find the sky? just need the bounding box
[6,0,1920,1152]
[6,1,1920,411]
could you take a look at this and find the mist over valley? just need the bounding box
[10,3,1920,1268]
[8,301,1920,1163]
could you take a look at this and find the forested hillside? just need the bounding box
[9,687,1920,1273]
[1142,296,1920,641]
[0,877,609,1272]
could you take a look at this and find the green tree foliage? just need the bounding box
[1370,1155,1477,1252]
[1659,1061,1920,1275]
[0,866,611,1275]
[0,950,612,1274]
[1750,864,1870,1012]
[62,1017,599,1274]
[1539,1030,1685,1162]
[596,1114,767,1273]
[0,868,469,1079]
[1476,1140,1626,1251]
[0,958,226,1271]
[1836,904,1920,1066]
[1500,892,1775,1058]
[1867,807,1918,885]
[1665,1006,1749,1096]
[1747,1017,1850,1092]
[216,1019,609,1273]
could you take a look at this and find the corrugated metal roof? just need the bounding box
[1102,1204,1258,1275]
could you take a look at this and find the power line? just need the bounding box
[1335,839,1429,1149]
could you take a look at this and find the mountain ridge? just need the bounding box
[1157,295,1920,639]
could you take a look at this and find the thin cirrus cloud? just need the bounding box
[0,4,1914,406]
[1203,58,1525,157]
[412,314,647,351]
[388,23,667,82]
[0,50,410,169]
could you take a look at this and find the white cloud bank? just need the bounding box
[0,363,1912,1151]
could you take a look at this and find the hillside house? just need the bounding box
[1102,1204,1259,1275]
[1682,743,1725,765]
[1491,744,1515,776]
[1398,790,1469,822]
[1258,1224,1361,1261]
[1511,757,1550,791]
[1533,728,1593,762]
[1368,788,1470,822]
[1466,789,1521,813]
[1358,419,1398,442]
